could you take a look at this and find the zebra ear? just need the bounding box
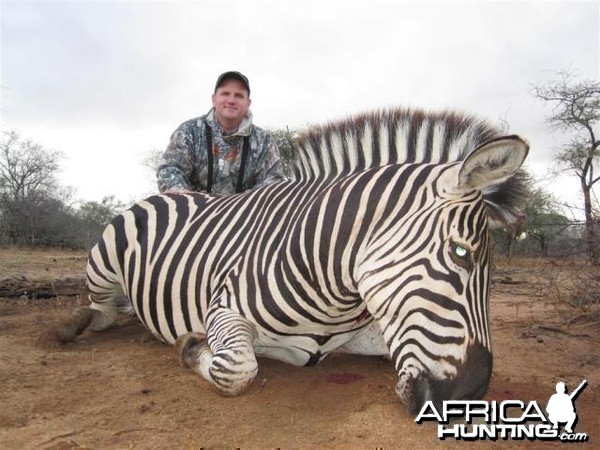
[458,135,529,191]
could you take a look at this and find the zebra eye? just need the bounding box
[450,241,472,270]
[454,245,468,258]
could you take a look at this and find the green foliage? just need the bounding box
[74,196,127,248]
[492,180,579,257]
[520,186,572,255]
[268,127,298,178]
[77,196,125,228]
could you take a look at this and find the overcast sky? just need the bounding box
[1,0,598,214]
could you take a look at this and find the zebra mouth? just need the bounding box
[395,367,431,415]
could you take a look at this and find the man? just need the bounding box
[157,71,284,195]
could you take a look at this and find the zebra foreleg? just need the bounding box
[175,308,258,396]
[39,295,119,346]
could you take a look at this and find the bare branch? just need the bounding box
[532,70,600,264]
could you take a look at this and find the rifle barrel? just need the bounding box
[569,380,588,399]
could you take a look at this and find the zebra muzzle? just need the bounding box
[395,367,431,415]
[395,343,493,415]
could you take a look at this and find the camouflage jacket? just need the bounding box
[157,109,284,195]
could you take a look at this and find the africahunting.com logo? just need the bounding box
[416,380,589,442]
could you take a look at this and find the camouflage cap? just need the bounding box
[215,71,250,95]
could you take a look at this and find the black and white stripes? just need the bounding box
[62,107,528,414]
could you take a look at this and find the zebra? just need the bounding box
[43,107,529,415]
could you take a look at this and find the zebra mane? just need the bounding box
[292,107,529,227]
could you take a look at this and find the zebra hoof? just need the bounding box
[37,307,95,347]
[37,329,67,348]
[175,332,208,369]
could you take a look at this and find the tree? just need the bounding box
[0,131,61,201]
[141,147,163,174]
[532,71,600,264]
[0,131,63,245]
[76,196,126,248]
[521,186,571,256]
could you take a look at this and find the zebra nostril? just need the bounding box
[396,370,433,416]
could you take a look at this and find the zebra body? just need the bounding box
[52,108,529,414]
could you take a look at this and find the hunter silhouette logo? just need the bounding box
[416,379,589,442]
[546,380,587,435]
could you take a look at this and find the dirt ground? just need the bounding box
[0,248,598,449]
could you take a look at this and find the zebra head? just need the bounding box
[355,135,529,415]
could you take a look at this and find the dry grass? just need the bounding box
[0,246,88,280]
[493,256,600,325]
